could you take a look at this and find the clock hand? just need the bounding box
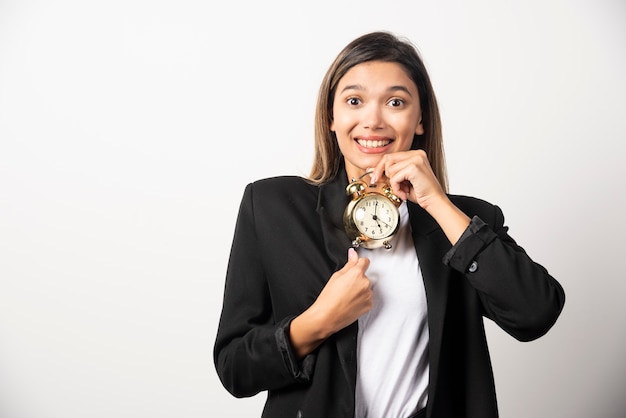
[371,202,382,228]
[372,200,395,229]
[372,201,384,227]
[372,214,392,229]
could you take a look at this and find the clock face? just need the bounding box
[352,194,399,240]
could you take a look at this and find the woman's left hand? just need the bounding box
[369,150,471,245]
[368,149,445,210]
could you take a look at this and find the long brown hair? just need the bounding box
[309,31,448,192]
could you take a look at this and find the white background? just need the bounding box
[1,0,625,417]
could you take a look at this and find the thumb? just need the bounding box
[347,247,359,264]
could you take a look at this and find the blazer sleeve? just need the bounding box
[443,206,565,342]
[213,183,316,398]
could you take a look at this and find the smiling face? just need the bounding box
[330,60,424,182]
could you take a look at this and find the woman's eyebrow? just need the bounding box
[339,84,413,97]
[388,85,413,97]
[339,84,364,93]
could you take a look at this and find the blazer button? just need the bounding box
[468,261,478,273]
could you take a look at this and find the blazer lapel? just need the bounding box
[316,175,352,269]
[407,202,452,405]
[316,174,359,400]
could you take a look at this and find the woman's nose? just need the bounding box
[362,104,384,129]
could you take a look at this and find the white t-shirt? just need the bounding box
[355,202,429,418]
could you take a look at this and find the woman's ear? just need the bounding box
[415,114,424,135]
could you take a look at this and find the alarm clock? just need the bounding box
[343,176,402,249]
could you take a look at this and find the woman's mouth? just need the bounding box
[355,138,392,148]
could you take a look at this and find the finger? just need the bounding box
[342,247,363,271]
[369,151,413,184]
[367,155,390,185]
[347,247,358,262]
[347,247,371,270]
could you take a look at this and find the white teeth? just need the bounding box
[356,139,391,148]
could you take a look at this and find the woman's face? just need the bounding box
[331,60,424,182]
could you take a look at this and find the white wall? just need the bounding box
[0,1,624,417]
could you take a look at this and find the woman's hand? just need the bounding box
[369,150,471,245]
[289,248,372,358]
[368,150,445,209]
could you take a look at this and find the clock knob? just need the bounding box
[346,180,367,197]
[382,185,402,206]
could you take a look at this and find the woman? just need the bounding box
[214,31,565,418]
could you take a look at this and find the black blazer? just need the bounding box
[214,174,565,418]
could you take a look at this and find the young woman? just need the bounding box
[214,31,565,418]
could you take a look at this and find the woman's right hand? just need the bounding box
[288,248,372,358]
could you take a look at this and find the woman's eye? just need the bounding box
[347,97,361,106]
[389,98,404,107]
